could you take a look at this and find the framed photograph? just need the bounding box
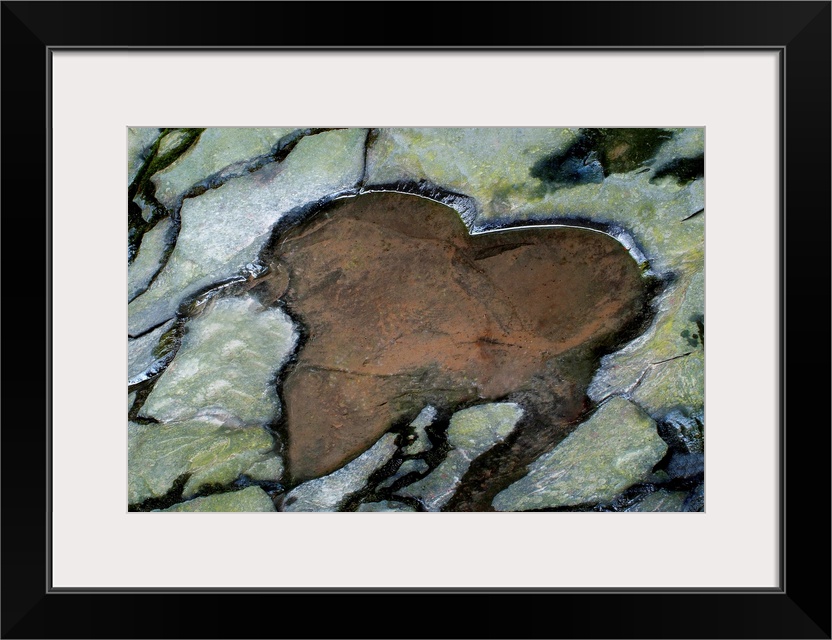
[3,1,829,638]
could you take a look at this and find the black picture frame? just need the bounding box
[2,2,829,638]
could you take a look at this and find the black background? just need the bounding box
[2,2,829,638]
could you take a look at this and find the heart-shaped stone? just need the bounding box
[265,192,649,483]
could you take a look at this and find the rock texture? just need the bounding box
[128,127,705,513]
[128,418,279,504]
[492,397,667,511]
[268,191,649,481]
[128,128,367,335]
[397,403,523,511]
[282,434,398,512]
[158,486,275,512]
[141,295,297,426]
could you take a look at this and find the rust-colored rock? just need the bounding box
[266,192,648,482]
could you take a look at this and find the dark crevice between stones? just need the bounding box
[128,472,284,512]
[128,473,191,512]
[128,316,175,341]
[681,207,704,222]
[128,318,186,394]
[127,212,181,304]
[338,410,459,512]
[128,128,204,263]
[650,154,705,186]
[254,302,310,495]
[128,315,187,415]
[129,127,342,302]
[530,128,673,190]
[682,483,705,511]
[128,262,274,396]
[335,429,409,512]
[128,383,159,422]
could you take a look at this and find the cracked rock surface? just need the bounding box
[128,127,704,513]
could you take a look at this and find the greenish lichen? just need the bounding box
[128,419,279,504]
[157,486,275,512]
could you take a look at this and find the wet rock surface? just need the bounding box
[128,418,279,505]
[128,319,176,381]
[396,403,523,511]
[141,294,297,425]
[267,191,650,481]
[128,128,366,336]
[492,397,667,511]
[128,127,705,512]
[281,434,398,512]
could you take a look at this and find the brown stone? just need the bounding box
[266,192,648,482]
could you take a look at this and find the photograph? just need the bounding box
[2,0,828,635]
[127,126,705,513]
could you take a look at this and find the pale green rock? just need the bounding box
[156,129,192,157]
[158,486,275,512]
[649,127,705,172]
[378,458,429,489]
[245,456,285,483]
[496,170,704,275]
[588,267,704,418]
[402,405,436,455]
[367,127,579,220]
[357,500,416,513]
[128,128,367,335]
[447,403,523,451]
[128,127,160,184]
[142,295,297,425]
[396,403,523,511]
[492,397,667,511]
[395,453,468,511]
[632,350,704,417]
[283,434,398,512]
[151,127,295,208]
[128,319,175,380]
[128,418,279,504]
[625,489,688,512]
[129,216,173,301]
